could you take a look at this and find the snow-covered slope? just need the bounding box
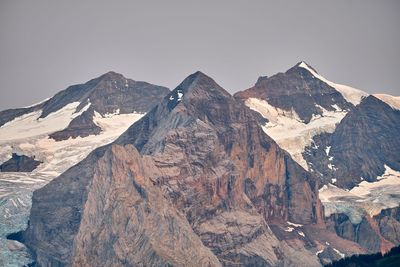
[245,97,347,169]
[298,62,368,106]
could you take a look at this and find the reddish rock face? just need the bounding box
[114,71,325,228]
[72,144,221,267]
[21,72,365,266]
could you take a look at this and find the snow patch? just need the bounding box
[297,231,305,237]
[287,221,303,227]
[284,227,294,232]
[298,62,368,105]
[333,248,345,258]
[325,146,331,156]
[177,90,183,102]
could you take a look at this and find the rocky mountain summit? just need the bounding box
[0,153,42,172]
[235,62,354,124]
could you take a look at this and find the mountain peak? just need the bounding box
[292,61,319,74]
[174,71,231,99]
[98,71,126,81]
[164,71,232,113]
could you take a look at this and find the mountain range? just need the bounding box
[0,62,399,266]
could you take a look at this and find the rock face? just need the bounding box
[72,144,221,267]
[326,213,384,253]
[0,153,42,172]
[22,72,332,266]
[235,62,353,123]
[303,95,400,189]
[374,207,400,245]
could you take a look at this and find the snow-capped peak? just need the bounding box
[298,62,368,106]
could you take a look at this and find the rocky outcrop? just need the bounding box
[235,62,353,123]
[303,95,400,189]
[49,107,101,141]
[0,153,42,172]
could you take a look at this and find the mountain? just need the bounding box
[235,62,355,124]
[234,62,400,261]
[0,72,169,266]
[0,71,169,141]
[1,65,399,266]
[16,71,381,267]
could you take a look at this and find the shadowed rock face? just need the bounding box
[235,62,353,123]
[0,153,42,172]
[49,106,102,141]
[303,95,400,189]
[21,72,328,266]
[374,207,400,245]
[326,212,395,254]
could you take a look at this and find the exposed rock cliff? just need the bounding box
[0,153,42,172]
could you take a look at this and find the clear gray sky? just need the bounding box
[0,0,399,109]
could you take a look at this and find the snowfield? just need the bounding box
[245,97,347,170]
